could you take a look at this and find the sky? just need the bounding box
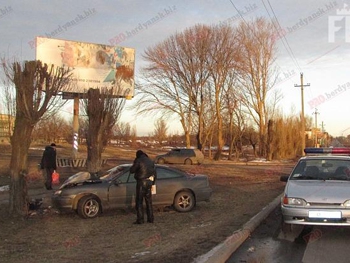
[1,0,350,137]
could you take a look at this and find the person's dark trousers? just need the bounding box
[135,180,154,224]
[144,180,154,223]
[44,167,54,190]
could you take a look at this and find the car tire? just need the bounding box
[184,158,192,165]
[77,195,101,219]
[173,191,195,212]
[157,158,165,164]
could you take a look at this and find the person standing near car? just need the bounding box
[40,143,57,190]
[130,150,157,224]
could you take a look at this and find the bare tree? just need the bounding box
[32,115,70,143]
[82,88,126,174]
[0,78,15,139]
[112,122,131,145]
[135,24,212,149]
[206,25,242,160]
[153,118,168,145]
[237,18,279,157]
[1,60,72,217]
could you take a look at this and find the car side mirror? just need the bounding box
[280,175,289,182]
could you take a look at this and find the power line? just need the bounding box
[263,0,302,72]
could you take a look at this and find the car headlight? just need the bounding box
[343,200,350,207]
[283,196,307,206]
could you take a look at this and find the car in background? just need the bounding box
[52,164,212,219]
[155,148,204,165]
[280,147,350,227]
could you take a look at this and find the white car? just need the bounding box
[280,147,350,226]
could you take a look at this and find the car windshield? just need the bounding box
[100,165,130,180]
[290,159,350,181]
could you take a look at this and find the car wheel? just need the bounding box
[157,158,165,164]
[184,158,192,165]
[77,195,101,219]
[173,191,195,212]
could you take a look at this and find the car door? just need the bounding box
[152,166,185,205]
[108,170,136,209]
[167,149,182,164]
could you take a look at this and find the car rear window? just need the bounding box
[157,167,183,179]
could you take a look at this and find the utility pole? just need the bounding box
[295,73,310,156]
[313,108,320,147]
[320,121,326,146]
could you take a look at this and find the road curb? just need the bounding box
[193,193,283,263]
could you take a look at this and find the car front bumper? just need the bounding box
[51,194,75,212]
[196,187,213,202]
[281,205,350,226]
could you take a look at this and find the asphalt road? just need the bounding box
[227,206,350,263]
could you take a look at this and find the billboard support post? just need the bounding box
[72,94,79,158]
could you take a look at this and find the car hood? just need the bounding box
[60,171,102,189]
[286,180,350,203]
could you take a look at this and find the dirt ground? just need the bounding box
[0,143,295,263]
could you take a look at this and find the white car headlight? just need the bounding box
[343,200,350,207]
[283,196,307,206]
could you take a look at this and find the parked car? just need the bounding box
[52,164,212,219]
[155,148,204,165]
[280,147,350,227]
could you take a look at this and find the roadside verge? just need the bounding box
[193,193,283,263]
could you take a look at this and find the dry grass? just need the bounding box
[0,142,294,263]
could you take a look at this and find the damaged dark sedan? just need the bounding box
[52,164,212,219]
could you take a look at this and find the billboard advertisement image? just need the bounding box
[35,37,135,98]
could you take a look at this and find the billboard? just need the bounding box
[35,37,135,98]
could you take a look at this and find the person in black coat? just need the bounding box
[130,150,157,224]
[40,143,57,190]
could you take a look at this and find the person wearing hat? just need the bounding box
[129,150,157,224]
[40,143,57,190]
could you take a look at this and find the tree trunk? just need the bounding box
[9,115,33,217]
[214,92,224,161]
[266,120,274,161]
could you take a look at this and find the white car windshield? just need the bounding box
[290,159,350,180]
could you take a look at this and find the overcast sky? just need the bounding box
[1,0,350,137]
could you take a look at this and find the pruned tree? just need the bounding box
[82,88,126,174]
[1,60,72,217]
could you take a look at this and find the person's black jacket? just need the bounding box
[40,146,57,170]
[130,150,157,183]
